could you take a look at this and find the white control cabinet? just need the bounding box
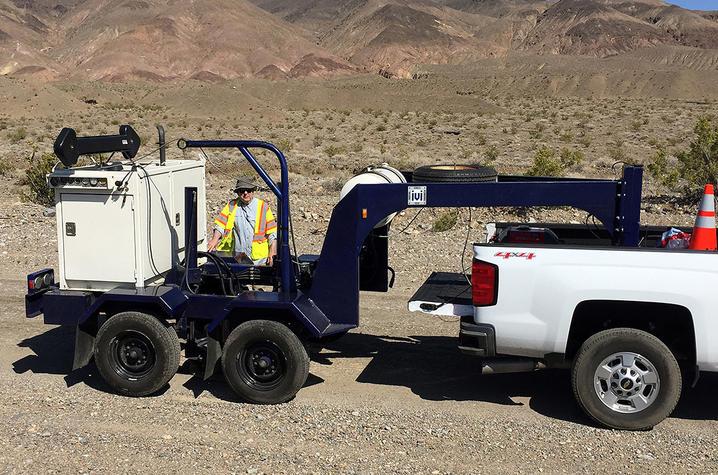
[50,160,207,291]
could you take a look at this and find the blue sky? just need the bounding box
[665,0,718,10]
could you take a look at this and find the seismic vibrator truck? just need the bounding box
[26,125,713,430]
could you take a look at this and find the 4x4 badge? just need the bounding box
[495,251,536,260]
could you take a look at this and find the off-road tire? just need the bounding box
[572,328,682,431]
[412,164,497,183]
[94,311,181,397]
[222,320,309,404]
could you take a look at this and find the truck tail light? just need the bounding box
[506,229,545,243]
[27,269,54,294]
[472,259,498,306]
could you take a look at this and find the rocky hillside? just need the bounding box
[0,0,716,80]
[0,0,355,81]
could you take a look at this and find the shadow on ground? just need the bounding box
[12,324,322,403]
[319,332,718,425]
[13,326,718,425]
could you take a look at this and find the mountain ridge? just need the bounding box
[0,0,715,81]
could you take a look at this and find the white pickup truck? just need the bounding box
[410,223,715,430]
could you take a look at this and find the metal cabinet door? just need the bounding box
[60,193,136,284]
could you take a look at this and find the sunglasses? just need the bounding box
[236,189,255,194]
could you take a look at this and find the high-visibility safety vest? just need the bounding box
[214,198,277,260]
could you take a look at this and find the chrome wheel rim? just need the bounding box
[593,352,660,414]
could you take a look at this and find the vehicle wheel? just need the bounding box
[222,320,309,404]
[94,311,180,397]
[572,328,681,431]
[412,164,497,183]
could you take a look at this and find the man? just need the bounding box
[207,176,277,266]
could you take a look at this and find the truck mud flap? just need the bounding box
[407,271,473,317]
[203,327,221,380]
[72,321,96,370]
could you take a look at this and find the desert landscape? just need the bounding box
[1,0,717,473]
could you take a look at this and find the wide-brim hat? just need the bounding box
[233,176,258,192]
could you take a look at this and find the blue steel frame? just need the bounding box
[179,139,295,294]
[26,133,644,341]
[305,167,643,328]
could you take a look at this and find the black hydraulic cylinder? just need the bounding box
[184,187,200,285]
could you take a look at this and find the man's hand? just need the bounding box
[207,230,221,252]
[266,255,274,266]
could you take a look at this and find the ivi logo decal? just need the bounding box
[408,186,427,206]
[495,251,536,260]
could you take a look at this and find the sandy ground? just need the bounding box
[2,268,718,474]
[0,82,716,473]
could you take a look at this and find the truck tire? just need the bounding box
[94,311,181,397]
[572,328,681,431]
[412,164,497,183]
[222,320,309,404]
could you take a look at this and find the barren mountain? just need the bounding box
[250,0,718,77]
[0,1,63,79]
[520,0,670,56]
[0,0,717,82]
[250,0,546,77]
[0,0,356,80]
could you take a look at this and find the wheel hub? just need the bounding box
[111,331,156,378]
[594,352,660,414]
[238,341,286,390]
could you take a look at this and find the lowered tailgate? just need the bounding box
[407,271,473,317]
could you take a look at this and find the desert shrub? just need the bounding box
[0,161,12,176]
[459,147,473,161]
[646,136,660,147]
[321,177,345,192]
[649,116,718,194]
[8,127,28,143]
[577,133,592,148]
[323,145,346,158]
[432,210,458,232]
[560,148,584,168]
[485,145,499,162]
[607,142,627,162]
[527,146,563,177]
[666,135,684,147]
[647,147,679,188]
[529,122,545,140]
[21,151,56,206]
[559,131,574,143]
[274,138,293,153]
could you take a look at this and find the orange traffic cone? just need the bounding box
[689,184,717,251]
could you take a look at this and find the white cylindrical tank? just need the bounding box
[339,164,406,228]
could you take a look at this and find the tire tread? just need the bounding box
[94,311,180,397]
[571,328,681,431]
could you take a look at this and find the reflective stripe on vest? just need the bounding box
[217,199,271,259]
[253,200,269,242]
[216,201,237,252]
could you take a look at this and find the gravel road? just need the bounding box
[2,275,717,474]
[0,182,714,474]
